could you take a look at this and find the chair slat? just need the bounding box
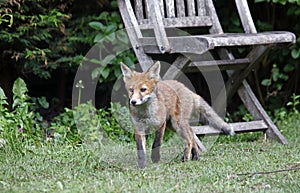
[147,0,171,53]
[176,0,185,17]
[192,120,268,136]
[187,0,196,16]
[166,0,175,18]
[138,16,212,29]
[196,0,206,16]
[235,0,257,33]
[206,0,223,34]
[135,0,144,20]
[118,0,154,71]
[158,0,165,17]
[187,58,250,72]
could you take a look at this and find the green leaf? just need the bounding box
[272,66,280,82]
[261,79,271,86]
[283,63,295,72]
[0,87,7,100]
[98,12,109,20]
[123,57,135,68]
[94,34,104,43]
[38,96,49,109]
[89,21,105,31]
[105,33,116,42]
[117,31,129,44]
[105,24,117,34]
[114,67,121,78]
[102,54,115,65]
[255,0,268,3]
[101,67,110,79]
[113,80,121,91]
[13,78,28,98]
[90,58,102,65]
[291,48,300,59]
[111,1,118,8]
[91,68,101,80]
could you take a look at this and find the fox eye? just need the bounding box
[129,88,134,93]
[140,88,147,92]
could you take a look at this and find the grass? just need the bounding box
[0,113,300,193]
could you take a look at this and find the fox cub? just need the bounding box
[120,61,234,168]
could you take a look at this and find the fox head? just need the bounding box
[120,61,161,106]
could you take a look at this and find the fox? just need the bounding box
[120,61,235,168]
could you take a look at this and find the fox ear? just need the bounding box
[147,61,161,81]
[120,62,133,80]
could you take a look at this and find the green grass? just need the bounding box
[1,113,300,193]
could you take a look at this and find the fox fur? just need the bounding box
[120,61,234,168]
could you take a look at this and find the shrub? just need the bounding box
[0,78,44,150]
[49,102,134,144]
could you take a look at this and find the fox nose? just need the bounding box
[131,99,137,105]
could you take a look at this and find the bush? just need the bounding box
[0,78,135,150]
[0,78,44,150]
[49,101,134,144]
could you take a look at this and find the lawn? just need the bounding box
[0,113,299,193]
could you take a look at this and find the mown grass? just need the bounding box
[0,113,299,193]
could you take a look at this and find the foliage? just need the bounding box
[0,78,134,148]
[88,0,136,84]
[256,1,300,113]
[0,78,44,150]
[50,102,134,144]
[1,0,66,78]
[0,0,101,79]
[255,0,300,5]
[287,93,300,113]
[216,0,300,114]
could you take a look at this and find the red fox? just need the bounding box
[120,61,235,168]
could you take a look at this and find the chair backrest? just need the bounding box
[117,0,259,68]
[132,0,213,30]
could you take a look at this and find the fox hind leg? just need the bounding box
[171,118,198,162]
[191,140,200,160]
[182,136,199,161]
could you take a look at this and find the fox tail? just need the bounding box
[195,95,235,136]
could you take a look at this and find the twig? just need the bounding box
[236,167,300,177]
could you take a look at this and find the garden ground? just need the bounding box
[0,113,299,193]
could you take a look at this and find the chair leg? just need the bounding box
[193,133,207,152]
[237,80,288,144]
[163,55,190,80]
[215,46,287,144]
[225,45,271,101]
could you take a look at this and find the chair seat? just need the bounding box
[140,31,296,54]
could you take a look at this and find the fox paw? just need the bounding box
[191,147,199,160]
[138,160,146,169]
[151,149,160,163]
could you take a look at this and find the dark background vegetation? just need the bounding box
[0,0,299,140]
[1,2,299,191]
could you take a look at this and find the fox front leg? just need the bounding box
[151,122,166,163]
[135,133,147,168]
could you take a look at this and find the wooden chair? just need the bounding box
[117,0,296,151]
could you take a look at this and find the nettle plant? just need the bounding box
[0,78,46,148]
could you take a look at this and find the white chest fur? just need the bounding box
[130,97,166,133]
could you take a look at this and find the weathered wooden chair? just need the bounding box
[117,0,296,151]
